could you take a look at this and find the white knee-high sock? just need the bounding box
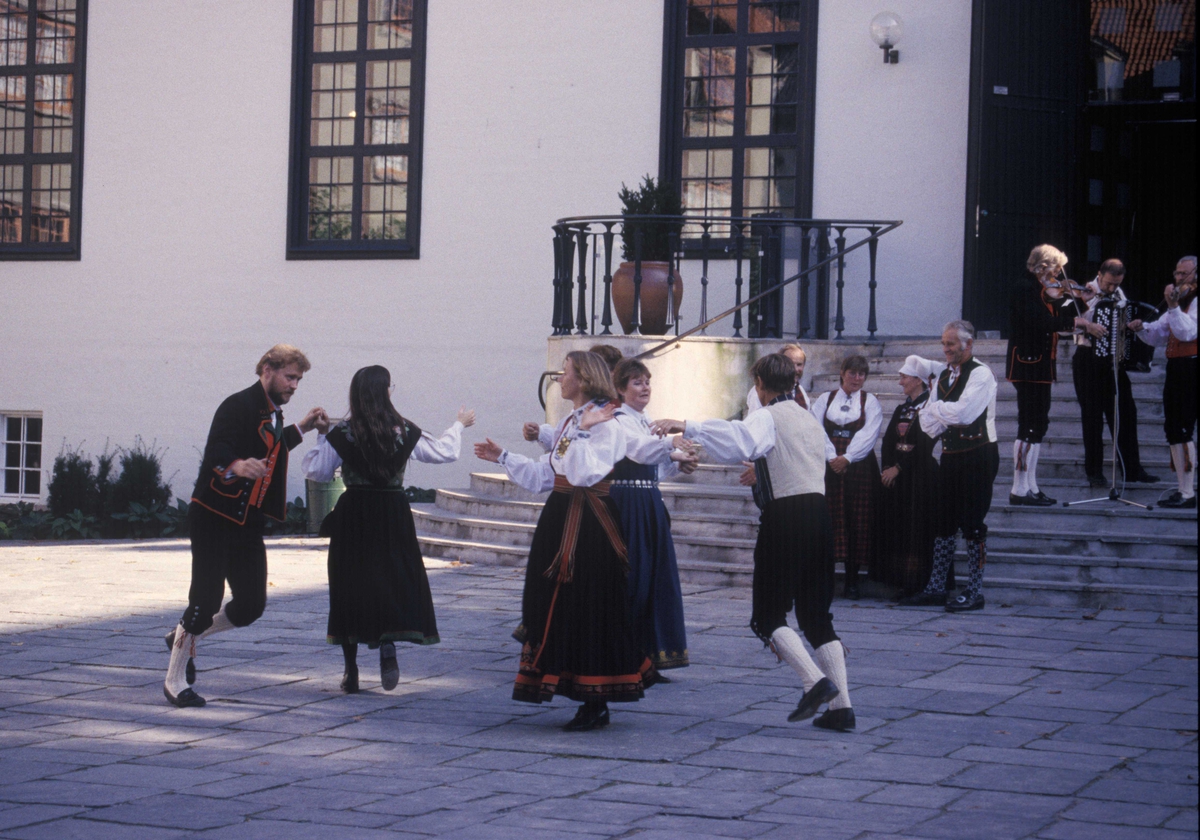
[813,641,851,711]
[1026,443,1042,494]
[165,623,195,695]
[199,605,235,639]
[1011,440,1029,496]
[1179,442,1196,499]
[771,626,824,692]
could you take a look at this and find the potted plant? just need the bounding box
[612,175,685,335]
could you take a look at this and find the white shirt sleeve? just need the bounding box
[1142,298,1198,346]
[537,423,555,452]
[301,434,342,482]
[498,450,555,494]
[615,411,674,466]
[682,409,776,464]
[746,385,762,415]
[559,418,626,487]
[844,393,883,463]
[411,421,463,464]
[920,364,997,438]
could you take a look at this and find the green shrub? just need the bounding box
[48,445,99,517]
[111,438,173,515]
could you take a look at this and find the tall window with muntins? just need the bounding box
[2,413,42,499]
[0,0,86,260]
[288,0,426,258]
[663,0,816,239]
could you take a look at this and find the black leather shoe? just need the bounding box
[844,583,860,600]
[946,592,985,612]
[379,642,399,691]
[1128,362,1152,373]
[341,665,360,694]
[1159,491,1197,509]
[163,629,195,685]
[564,702,610,732]
[1128,470,1161,484]
[788,676,839,722]
[1087,474,1108,488]
[813,707,856,732]
[1031,491,1057,505]
[163,686,205,708]
[898,591,947,607]
[1010,491,1052,507]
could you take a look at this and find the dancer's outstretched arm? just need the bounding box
[412,407,475,464]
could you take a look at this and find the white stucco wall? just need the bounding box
[1,0,975,505]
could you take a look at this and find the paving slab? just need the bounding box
[0,540,1195,840]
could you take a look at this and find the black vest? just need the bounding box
[938,359,989,454]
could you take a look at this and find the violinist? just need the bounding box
[1005,245,1093,506]
[1070,259,1159,487]
[1130,256,1198,509]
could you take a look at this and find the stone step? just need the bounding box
[415,532,528,567]
[981,577,1197,615]
[981,552,1197,587]
[411,504,534,547]
[437,488,545,523]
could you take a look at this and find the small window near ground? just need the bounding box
[2,413,43,499]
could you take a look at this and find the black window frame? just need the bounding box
[286,0,427,260]
[658,0,818,250]
[0,0,88,261]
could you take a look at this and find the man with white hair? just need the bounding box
[900,320,999,612]
[1131,256,1198,508]
[746,343,810,413]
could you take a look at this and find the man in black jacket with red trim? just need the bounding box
[164,344,327,708]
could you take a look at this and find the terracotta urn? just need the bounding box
[611,261,684,335]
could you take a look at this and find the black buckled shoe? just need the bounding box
[1087,474,1108,488]
[1030,491,1057,505]
[564,702,610,732]
[813,707,856,732]
[788,676,839,723]
[1010,491,1053,507]
[163,629,195,685]
[163,685,205,708]
[1159,491,1197,509]
[341,664,360,694]
[1128,470,1161,484]
[898,591,947,607]
[379,642,399,691]
[946,592,985,612]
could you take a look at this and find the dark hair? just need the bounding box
[1099,258,1126,278]
[751,353,796,395]
[348,365,406,484]
[841,355,870,376]
[589,344,624,372]
[612,358,651,394]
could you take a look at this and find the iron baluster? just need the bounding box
[817,225,830,339]
[551,227,564,335]
[575,226,589,335]
[867,226,879,338]
[631,227,643,336]
[666,231,678,333]
[732,230,745,338]
[590,231,598,334]
[699,224,710,333]
[833,226,847,338]
[798,225,811,337]
[600,224,615,335]
[561,227,577,337]
[767,223,782,338]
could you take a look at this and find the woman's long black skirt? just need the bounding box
[323,487,439,648]
[514,489,654,704]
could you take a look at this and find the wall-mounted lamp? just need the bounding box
[870,12,903,64]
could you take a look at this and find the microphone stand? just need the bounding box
[1065,297,1152,511]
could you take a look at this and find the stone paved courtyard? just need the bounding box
[0,538,1196,839]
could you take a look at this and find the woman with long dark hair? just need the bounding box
[475,351,657,732]
[302,365,474,693]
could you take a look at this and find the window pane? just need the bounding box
[24,469,38,494]
[687,0,739,36]
[5,417,19,441]
[0,1,29,67]
[0,164,22,242]
[30,163,70,242]
[749,0,800,33]
[308,156,354,240]
[6,443,19,466]
[368,0,413,50]
[4,469,18,494]
[311,63,356,147]
[35,0,76,64]
[362,155,407,239]
[365,59,410,145]
[0,76,26,154]
[25,416,40,441]
[314,0,358,52]
[33,73,73,153]
[24,442,39,468]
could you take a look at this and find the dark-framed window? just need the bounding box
[1,412,42,499]
[0,0,87,260]
[287,0,426,259]
[659,0,817,238]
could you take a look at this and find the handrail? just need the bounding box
[633,220,902,361]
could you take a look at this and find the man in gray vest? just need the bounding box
[653,353,854,731]
[900,320,999,612]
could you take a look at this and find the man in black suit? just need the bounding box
[164,344,327,708]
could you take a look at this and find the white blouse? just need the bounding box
[499,401,627,493]
[301,421,465,483]
[614,406,679,480]
[682,408,777,464]
[810,389,883,463]
[1137,297,1198,347]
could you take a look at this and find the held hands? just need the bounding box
[522,422,541,441]
[457,406,476,428]
[650,418,685,437]
[579,402,616,431]
[474,438,503,463]
[880,465,900,488]
[829,455,849,475]
[299,407,330,434]
[670,446,700,474]
[230,458,268,480]
[738,461,757,487]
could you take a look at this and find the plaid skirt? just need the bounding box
[825,452,879,570]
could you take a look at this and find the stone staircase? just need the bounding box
[413,339,1197,614]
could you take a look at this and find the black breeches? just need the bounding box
[1164,356,1197,445]
[1073,348,1143,476]
[182,504,267,634]
[937,444,999,541]
[751,494,838,650]
[1013,381,1052,443]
